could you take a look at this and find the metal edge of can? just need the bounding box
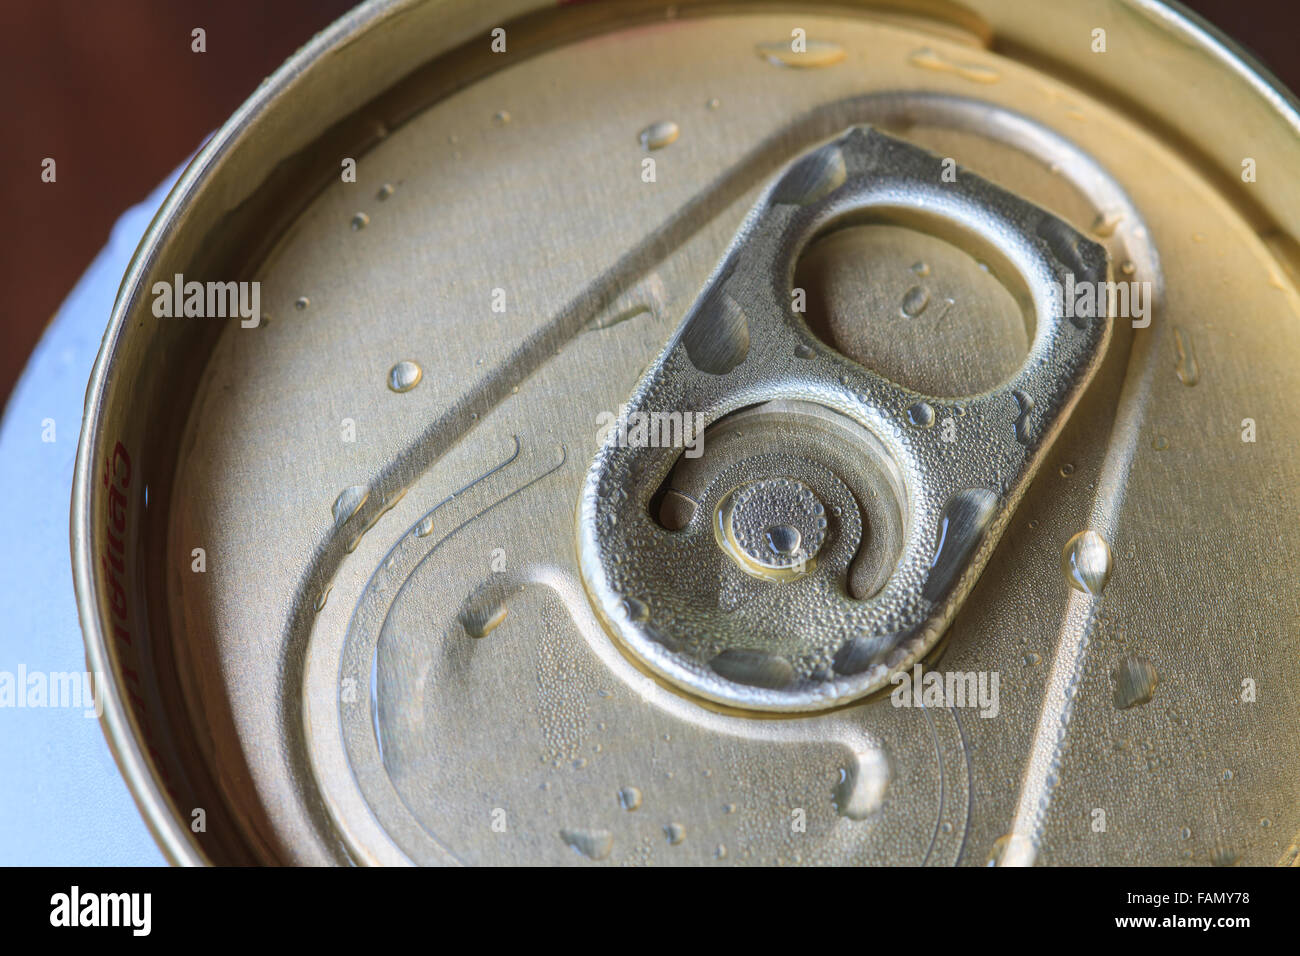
[67,0,466,868]
[69,0,1300,865]
[1154,0,1300,136]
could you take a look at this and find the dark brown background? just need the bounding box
[1,0,1296,406]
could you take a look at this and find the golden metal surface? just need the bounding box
[73,0,1300,865]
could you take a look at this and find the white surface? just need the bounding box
[0,174,178,866]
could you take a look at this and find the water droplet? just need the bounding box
[387,360,423,393]
[924,488,998,603]
[766,523,802,555]
[350,212,369,231]
[986,834,1012,866]
[900,285,930,317]
[908,46,1000,84]
[1222,769,1234,782]
[415,514,434,537]
[1151,435,1169,451]
[332,485,369,526]
[706,97,721,110]
[664,822,686,845]
[1090,209,1123,238]
[1120,260,1136,276]
[771,141,846,206]
[1060,530,1113,595]
[559,828,613,860]
[1059,462,1075,477]
[794,343,815,359]
[1211,847,1239,867]
[458,582,511,638]
[911,261,930,277]
[314,586,332,612]
[713,844,728,859]
[681,284,748,373]
[493,109,511,125]
[638,120,679,150]
[619,595,649,622]
[376,183,395,200]
[1112,655,1158,709]
[709,648,795,689]
[1180,827,1192,840]
[1013,389,1036,445]
[1024,652,1041,666]
[755,39,845,69]
[616,786,642,812]
[1173,327,1200,386]
[294,296,310,310]
[907,401,935,428]
[833,749,890,820]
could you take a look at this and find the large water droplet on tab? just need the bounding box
[924,488,998,603]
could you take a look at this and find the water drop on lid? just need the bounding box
[295,296,310,310]
[638,120,680,150]
[559,828,613,860]
[900,285,930,317]
[617,786,643,811]
[376,183,395,200]
[1173,327,1200,386]
[351,212,369,231]
[1061,529,1113,595]
[332,485,369,526]
[755,39,845,69]
[388,360,423,393]
[493,110,511,125]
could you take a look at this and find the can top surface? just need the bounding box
[73,0,1300,866]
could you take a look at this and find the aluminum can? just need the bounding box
[73,0,1300,865]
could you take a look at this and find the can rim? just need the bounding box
[69,0,412,867]
[69,0,1300,866]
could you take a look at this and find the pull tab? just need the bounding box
[578,126,1110,712]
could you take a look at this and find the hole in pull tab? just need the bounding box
[794,216,1032,396]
